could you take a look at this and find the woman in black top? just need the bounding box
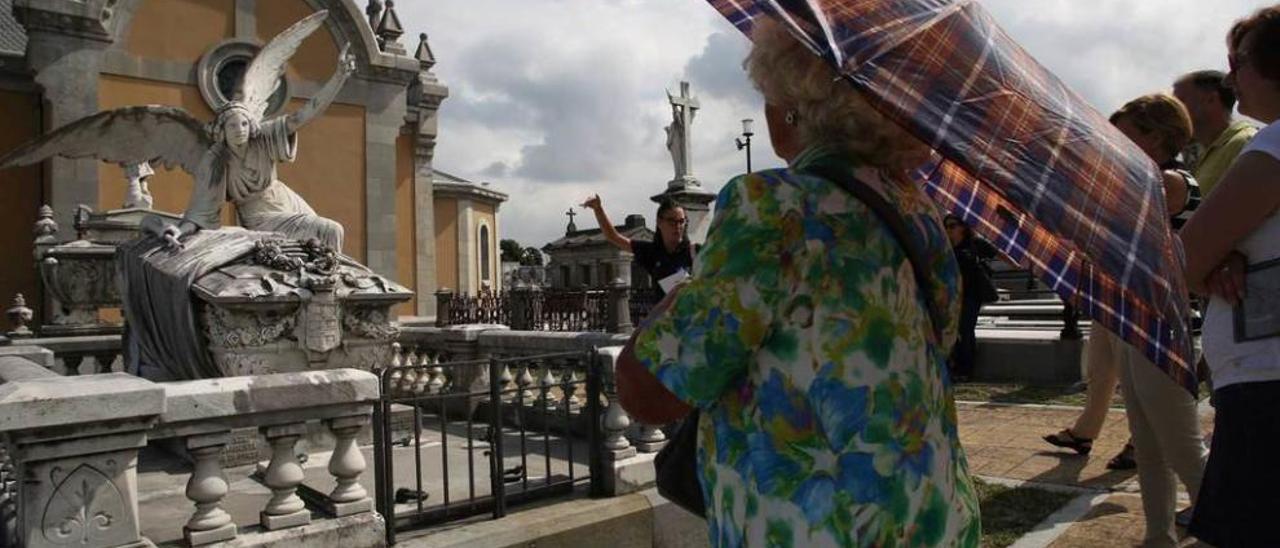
[945,214,998,382]
[581,194,693,295]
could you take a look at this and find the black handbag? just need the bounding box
[652,165,947,520]
[654,409,705,517]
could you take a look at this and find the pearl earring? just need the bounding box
[785,110,798,125]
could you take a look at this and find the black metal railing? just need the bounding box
[436,287,655,333]
[372,350,604,544]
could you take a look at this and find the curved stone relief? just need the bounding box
[342,306,400,341]
[202,306,297,350]
[41,462,126,545]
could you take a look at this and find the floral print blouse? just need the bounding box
[634,145,981,546]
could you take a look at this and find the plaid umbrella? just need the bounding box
[706,0,1197,393]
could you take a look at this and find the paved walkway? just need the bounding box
[957,400,1214,547]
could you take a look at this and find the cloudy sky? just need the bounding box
[394,0,1265,250]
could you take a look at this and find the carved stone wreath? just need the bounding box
[251,238,338,278]
[201,306,296,349]
[342,307,399,341]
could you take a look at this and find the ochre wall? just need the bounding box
[275,98,366,261]
[434,198,458,292]
[394,132,416,316]
[124,0,233,62]
[257,0,338,85]
[0,91,42,324]
[474,205,497,290]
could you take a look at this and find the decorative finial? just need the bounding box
[376,0,405,54]
[415,32,436,69]
[34,204,57,243]
[6,293,33,339]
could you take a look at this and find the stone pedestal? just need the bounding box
[0,373,164,548]
[651,185,717,247]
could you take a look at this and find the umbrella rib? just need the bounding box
[761,0,827,54]
[802,0,844,67]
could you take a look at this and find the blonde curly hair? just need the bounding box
[745,19,925,172]
[1109,94,1193,161]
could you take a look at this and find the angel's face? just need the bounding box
[223,111,252,147]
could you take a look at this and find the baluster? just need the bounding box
[324,416,374,516]
[399,346,420,395]
[259,423,311,530]
[517,360,535,402]
[94,351,118,374]
[411,347,431,394]
[183,432,237,545]
[539,360,560,411]
[63,355,84,376]
[633,422,668,453]
[427,352,446,393]
[498,357,514,401]
[602,391,635,457]
[559,359,581,411]
[388,342,404,393]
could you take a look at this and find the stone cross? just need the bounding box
[665,81,699,183]
[565,208,577,234]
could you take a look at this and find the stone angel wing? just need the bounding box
[0,105,214,176]
[239,10,329,121]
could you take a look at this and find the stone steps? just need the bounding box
[395,487,708,548]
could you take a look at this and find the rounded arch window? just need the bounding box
[198,40,290,117]
[479,225,491,282]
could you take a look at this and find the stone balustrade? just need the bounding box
[0,355,382,547]
[9,334,123,375]
[396,326,666,495]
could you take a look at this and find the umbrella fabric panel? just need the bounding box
[704,0,1195,392]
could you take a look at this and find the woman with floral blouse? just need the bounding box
[616,19,980,547]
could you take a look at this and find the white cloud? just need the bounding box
[396,0,1267,250]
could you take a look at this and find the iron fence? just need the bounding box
[372,349,604,544]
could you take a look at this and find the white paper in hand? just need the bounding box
[658,270,690,294]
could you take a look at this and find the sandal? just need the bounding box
[1043,429,1093,456]
[1107,443,1136,470]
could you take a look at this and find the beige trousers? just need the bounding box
[1071,331,1122,439]
[1103,329,1207,548]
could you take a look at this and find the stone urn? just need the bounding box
[36,206,184,336]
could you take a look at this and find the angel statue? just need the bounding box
[0,10,354,252]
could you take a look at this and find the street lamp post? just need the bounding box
[734,118,754,173]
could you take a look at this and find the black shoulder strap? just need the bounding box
[807,165,947,343]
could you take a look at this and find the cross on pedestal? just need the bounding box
[565,208,578,234]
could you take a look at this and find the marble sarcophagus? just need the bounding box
[191,238,412,376]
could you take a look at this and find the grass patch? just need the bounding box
[953,383,1113,408]
[975,478,1077,547]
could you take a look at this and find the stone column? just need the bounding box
[15,3,113,236]
[458,198,476,295]
[434,288,455,327]
[512,286,544,331]
[0,373,164,548]
[409,48,449,317]
[365,82,410,280]
[607,279,633,334]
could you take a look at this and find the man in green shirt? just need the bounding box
[1173,70,1258,196]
